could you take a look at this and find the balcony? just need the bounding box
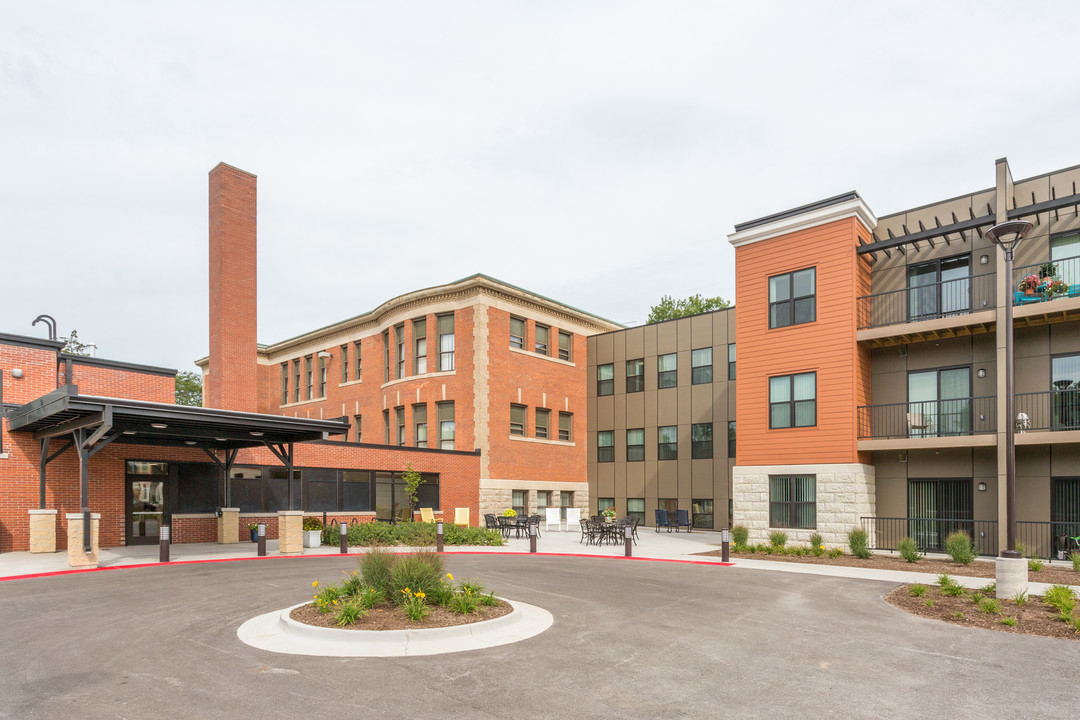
[1015,390,1080,434]
[857,397,996,449]
[861,516,998,556]
[1011,255,1080,307]
[856,272,996,346]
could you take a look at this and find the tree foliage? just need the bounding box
[646,294,731,323]
[175,370,203,407]
[402,463,425,509]
[61,330,89,355]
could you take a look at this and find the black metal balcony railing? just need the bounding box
[857,272,995,330]
[1011,254,1080,306]
[1014,390,1080,432]
[1016,521,1080,561]
[857,397,996,440]
[861,516,998,556]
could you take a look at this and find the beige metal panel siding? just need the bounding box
[613,393,626,431]
[612,331,626,363]
[624,326,645,359]
[657,461,677,497]
[906,336,973,370]
[691,384,713,423]
[594,332,614,364]
[1051,323,1080,354]
[656,388,678,426]
[906,448,973,477]
[677,319,692,353]
[626,462,645,497]
[691,313,713,348]
[1015,326,1049,360]
[656,321,677,353]
[597,395,614,429]
[871,370,906,405]
[596,462,615,496]
[678,459,691,497]
[644,323,657,358]
[644,389,657,428]
[677,385,692,425]
[624,392,642,429]
[691,459,713,496]
[1052,443,1080,476]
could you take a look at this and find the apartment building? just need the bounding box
[589,157,1080,558]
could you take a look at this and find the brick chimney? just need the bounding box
[207,162,258,412]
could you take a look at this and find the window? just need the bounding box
[414,404,427,448]
[692,499,713,529]
[908,478,973,550]
[626,428,645,462]
[626,498,645,524]
[691,348,712,384]
[292,359,300,402]
[438,402,455,450]
[510,316,525,349]
[908,366,972,437]
[658,353,677,388]
[1052,478,1080,535]
[395,324,405,379]
[343,470,371,511]
[354,415,362,443]
[512,490,527,517]
[1052,354,1080,430]
[304,355,313,400]
[559,412,572,441]
[437,313,455,371]
[383,331,390,382]
[728,343,736,381]
[535,324,549,355]
[1052,231,1080,287]
[383,410,390,445]
[728,421,736,458]
[907,255,970,321]
[535,408,550,439]
[597,363,614,396]
[395,407,405,446]
[341,344,349,383]
[354,341,362,381]
[597,430,614,462]
[769,372,816,428]
[318,353,327,397]
[537,490,551,515]
[691,423,712,459]
[597,497,615,516]
[558,331,572,361]
[658,498,678,520]
[510,404,526,436]
[769,267,816,329]
[769,475,816,529]
[626,359,644,393]
[658,426,678,460]
[306,467,338,513]
[414,318,427,375]
[560,491,574,520]
[280,363,288,405]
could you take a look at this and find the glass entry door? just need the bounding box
[127,461,168,545]
[908,367,971,437]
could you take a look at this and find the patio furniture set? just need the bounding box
[653,508,692,533]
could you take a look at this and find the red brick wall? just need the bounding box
[0,342,59,405]
[67,362,174,403]
[207,163,258,412]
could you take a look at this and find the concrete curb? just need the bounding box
[237,598,553,657]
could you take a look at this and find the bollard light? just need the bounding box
[159,525,171,563]
[721,528,731,544]
[436,521,445,553]
[340,521,348,554]
[624,524,633,557]
[721,527,731,563]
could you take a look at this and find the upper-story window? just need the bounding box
[769,267,816,329]
[658,353,677,389]
[597,430,614,462]
[318,354,327,397]
[413,318,427,375]
[395,324,405,379]
[626,359,644,393]
[728,344,736,381]
[769,372,816,429]
[438,401,455,449]
[657,426,678,460]
[395,406,405,446]
[535,408,550,439]
[558,412,572,441]
[1052,232,1080,287]
[558,331,572,361]
[510,316,525,349]
[292,360,301,403]
[437,314,455,371]
[535,324,549,355]
[280,363,288,405]
[510,404,526,436]
[383,331,390,382]
[908,255,970,321]
[304,355,314,400]
[597,363,614,396]
[340,344,349,383]
[354,341,362,381]
[691,348,712,385]
[414,404,427,448]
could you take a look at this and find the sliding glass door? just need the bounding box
[907,255,971,321]
[908,367,971,437]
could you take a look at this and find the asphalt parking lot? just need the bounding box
[1,553,1077,719]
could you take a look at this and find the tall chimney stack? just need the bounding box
[207,162,258,412]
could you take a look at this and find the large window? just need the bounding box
[728,344,736,381]
[1052,478,1080,537]
[1052,231,1080,288]
[292,359,301,403]
[438,402,455,450]
[597,430,614,462]
[769,475,816,529]
[413,404,427,448]
[510,404,526,436]
[907,367,971,437]
[229,466,438,514]
[908,478,973,550]
[413,318,427,375]
[535,408,550,439]
[280,363,288,405]
[395,407,405,446]
[626,498,645,524]
[354,341,362,381]
[692,499,713,529]
[597,363,614,396]
[658,425,678,460]
[510,316,525,349]
[658,353,677,388]
[691,348,712,385]
[535,324,549,356]
[1052,354,1080,430]
[626,429,645,462]
[691,423,712,459]
[318,354,327,397]
[343,470,371,511]
[559,412,572,441]
[560,491,574,520]
[626,359,644,393]
[597,497,615,516]
[340,344,349,383]
[438,313,455,371]
[558,331,572,361]
[769,372,816,428]
[907,255,970,322]
[395,324,405,379]
[769,267,816,329]
[304,355,314,400]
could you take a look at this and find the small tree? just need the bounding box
[647,294,731,324]
[175,370,203,407]
[402,464,425,511]
[61,330,89,356]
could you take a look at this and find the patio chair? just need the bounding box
[565,508,581,531]
[674,509,691,533]
[906,413,932,432]
[580,519,601,546]
[654,508,672,532]
[545,508,561,532]
[629,517,640,544]
[454,507,470,526]
[419,507,435,523]
[397,506,413,523]
[484,514,498,531]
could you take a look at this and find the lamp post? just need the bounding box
[985,219,1032,592]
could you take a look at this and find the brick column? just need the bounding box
[66,513,100,569]
[278,510,303,554]
[28,509,57,553]
[217,508,239,544]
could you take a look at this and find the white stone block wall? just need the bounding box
[479,484,589,521]
[732,464,876,549]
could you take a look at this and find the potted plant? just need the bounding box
[1020,274,1041,296]
[302,517,323,548]
[601,506,617,522]
[1045,279,1069,299]
[502,508,517,518]
[1039,262,1058,280]
[248,523,259,543]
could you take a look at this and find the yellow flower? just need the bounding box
[312,580,319,587]
[446,573,453,580]
[416,592,426,599]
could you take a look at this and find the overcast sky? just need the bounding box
[4,1,1079,372]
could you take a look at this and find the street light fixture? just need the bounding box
[985,219,1033,563]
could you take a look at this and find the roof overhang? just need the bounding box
[728,192,877,248]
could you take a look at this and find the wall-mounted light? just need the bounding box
[977,368,986,378]
[122,431,136,436]
[151,423,168,429]
[10,368,23,378]
[317,351,332,360]
[184,440,197,445]
[980,254,989,265]
[898,452,908,463]
[978,482,987,492]
[250,431,264,437]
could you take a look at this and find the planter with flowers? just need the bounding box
[248,523,259,543]
[501,509,517,518]
[1045,279,1070,299]
[1019,274,1042,296]
[303,517,324,548]
[601,507,617,522]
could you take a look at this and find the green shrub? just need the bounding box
[1012,590,1028,606]
[731,525,749,547]
[430,581,456,607]
[1014,542,1026,557]
[358,548,396,593]
[897,536,922,563]
[909,583,927,597]
[978,597,1001,614]
[848,527,871,559]
[943,531,976,565]
[981,582,996,596]
[1070,551,1080,572]
[388,551,444,600]
[924,599,934,608]
[999,616,1017,627]
[328,521,504,547]
[1042,585,1076,613]
[458,577,486,595]
[808,532,824,556]
[827,547,843,558]
[313,582,342,613]
[341,571,363,596]
[937,574,966,597]
[478,591,500,607]
[335,599,365,627]
[356,585,385,610]
[401,589,429,622]
[449,590,479,615]
[1028,558,1045,572]
[769,531,788,548]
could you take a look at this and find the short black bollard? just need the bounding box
[721,527,730,563]
[529,522,537,553]
[624,524,632,557]
[339,521,348,554]
[436,521,444,553]
[257,523,266,557]
[159,526,170,563]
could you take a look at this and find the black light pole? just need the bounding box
[985,219,1032,559]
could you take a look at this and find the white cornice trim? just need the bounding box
[727,198,878,248]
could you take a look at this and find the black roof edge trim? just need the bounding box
[734,191,861,233]
[587,305,735,341]
[65,354,177,377]
[310,438,482,456]
[0,332,66,352]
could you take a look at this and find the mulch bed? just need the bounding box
[291,599,512,631]
[886,584,1080,641]
[696,549,1080,586]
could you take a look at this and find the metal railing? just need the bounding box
[861,516,998,556]
[1016,521,1080,561]
[1015,390,1080,432]
[1011,254,1080,305]
[857,272,995,330]
[857,397,996,439]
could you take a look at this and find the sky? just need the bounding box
[4,1,1080,372]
